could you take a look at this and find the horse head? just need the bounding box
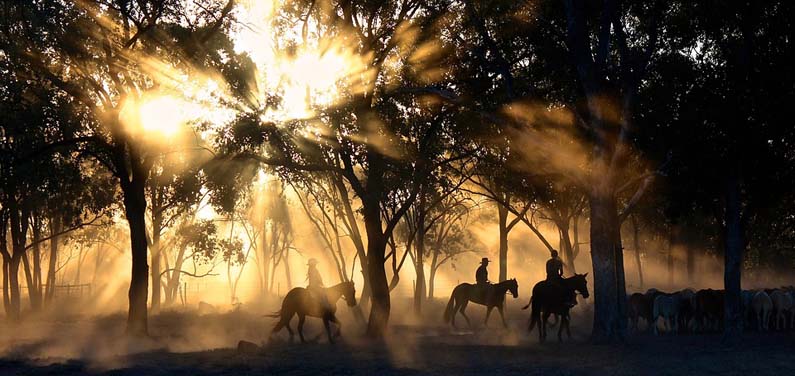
[507,278,519,298]
[572,273,590,299]
[342,281,357,307]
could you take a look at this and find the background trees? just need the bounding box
[1,0,794,345]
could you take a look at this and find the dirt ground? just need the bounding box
[1,299,794,375]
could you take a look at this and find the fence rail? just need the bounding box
[19,283,93,298]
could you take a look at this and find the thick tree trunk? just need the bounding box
[363,197,390,337]
[366,236,389,337]
[497,204,509,282]
[589,188,627,343]
[8,254,22,320]
[723,173,744,343]
[123,181,149,336]
[8,204,29,320]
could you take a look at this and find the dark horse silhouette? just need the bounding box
[443,279,519,329]
[523,273,589,342]
[268,281,356,343]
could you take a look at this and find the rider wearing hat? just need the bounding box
[546,250,576,307]
[475,257,490,300]
[307,258,330,313]
[476,257,490,286]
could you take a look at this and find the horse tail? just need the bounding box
[527,298,540,333]
[443,287,458,323]
[522,297,533,310]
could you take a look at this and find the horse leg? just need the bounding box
[324,317,335,344]
[541,311,551,342]
[285,320,295,342]
[484,306,494,327]
[460,301,473,329]
[451,302,458,329]
[331,315,342,338]
[498,304,508,329]
[527,309,537,333]
[566,314,572,338]
[270,319,286,340]
[653,315,659,336]
[297,314,307,343]
[557,315,565,342]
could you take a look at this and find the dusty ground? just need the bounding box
[1,299,794,375]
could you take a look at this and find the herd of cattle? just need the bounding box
[628,287,795,334]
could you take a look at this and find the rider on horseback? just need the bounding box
[307,258,331,315]
[546,250,564,281]
[476,257,490,300]
[546,250,576,308]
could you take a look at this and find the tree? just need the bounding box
[559,0,667,342]
[1,0,236,334]
[215,0,461,336]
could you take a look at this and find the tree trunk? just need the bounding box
[150,211,163,312]
[686,243,695,285]
[283,247,292,289]
[723,172,744,343]
[366,234,389,337]
[8,254,22,320]
[414,196,427,315]
[8,204,29,320]
[45,216,61,304]
[21,253,37,310]
[497,204,509,282]
[558,222,576,274]
[261,223,271,295]
[363,196,390,337]
[589,188,627,343]
[667,231,675,290]
[24,220,43,311]
[631,216,644,289]
[337,183,370,309]
[2,256,10,317]
[123,180,149,336]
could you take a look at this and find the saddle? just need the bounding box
[476,283,493,302]
[545,277,577,308]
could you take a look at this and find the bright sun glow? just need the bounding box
[119,94,190,139]
[231,0,374,122]
[138,96,186,137]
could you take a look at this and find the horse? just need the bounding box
[628,293,652,332]
[752,290,773,331]
[524,273,589,342]
[693,289,723,332]
[443,278,519,329]
[676,289,696,332]
[268,281,356,343]
[653,294,680,335]
[770,289,793,330]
